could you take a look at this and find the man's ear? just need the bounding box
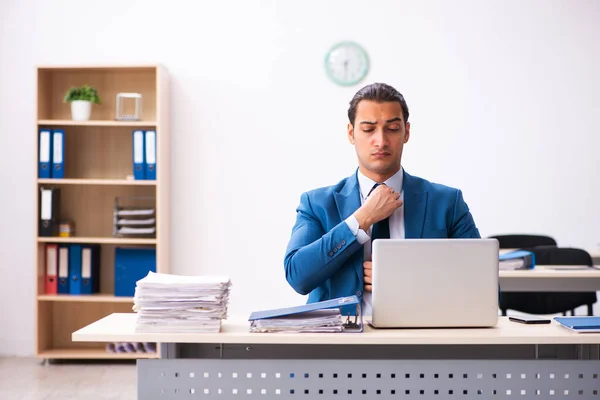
[347,123,355,144]
[404,122,410,143]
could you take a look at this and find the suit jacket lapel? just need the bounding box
[333,170,361,222]
[403,170,427,238]
[333,170,363,284]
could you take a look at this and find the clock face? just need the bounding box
[325,41,369,86]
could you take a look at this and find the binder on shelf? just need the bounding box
[114,247,156,297]
[499,250,535,270]
[57,245,70,294]
[39,187,60,237]
[554,317,600,333]
[51,129,65,179]
[45,244,58,294]
[145,130,156,180]
[38,128,52,178]
[248,295,363,333]
[132,130,146,180]
[69,244,83,295]
[80,244,101,295]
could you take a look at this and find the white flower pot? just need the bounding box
[70,100,92,121]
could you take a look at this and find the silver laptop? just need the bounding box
[370,239,499,328]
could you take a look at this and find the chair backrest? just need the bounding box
[523,246,593,267]
[489,234,557,249]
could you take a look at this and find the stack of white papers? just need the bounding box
[133,271,231,333]
[250,309,343,333]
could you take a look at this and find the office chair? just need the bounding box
[499,245,597,316]
[490,234,557,249]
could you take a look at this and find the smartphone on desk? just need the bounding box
[509,316,551,324]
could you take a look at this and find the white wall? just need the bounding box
[1,0,599,356]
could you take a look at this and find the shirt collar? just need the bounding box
[357,166,404,200]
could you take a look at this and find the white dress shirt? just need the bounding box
[345,167,405,316]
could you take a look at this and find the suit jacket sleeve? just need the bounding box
[284,192,362,295]
[450,189,481,238]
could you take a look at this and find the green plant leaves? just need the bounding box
[63,85,102,104]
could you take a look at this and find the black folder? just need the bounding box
[39,187,60,237]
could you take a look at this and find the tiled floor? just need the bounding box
[0,357,136,399]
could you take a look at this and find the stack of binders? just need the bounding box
[133,271,232,333]
[248,296,363,333]
[43,243,101,295]
[38,128,65,179]
[132,129,157,180]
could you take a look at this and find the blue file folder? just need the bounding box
[499,250,535,270]
[57,245,70,294]
[69,244,83,295]
[249,296,360,320]
[145,130,156,180]
[115,247,156,297]
[80,244,100,294]
[132,130,146,180]
[38,128,52,178]
[554,317,600,333]
[248,296,363,332]
[51,129,65,178]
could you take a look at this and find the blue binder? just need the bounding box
[80,244,100,294]
[248,296,363,332]
[555,317,600,333]
[69,244,83,295]
[51,129,65,178]
[132,130,146,180]
[57,245,70,294]
[499,250,535,270]
[115,247,156,297]
[38,128,52,178]
[145,130,156,180]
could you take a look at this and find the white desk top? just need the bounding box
[72,314,600,346]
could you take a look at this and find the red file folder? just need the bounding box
[45,244,58,294]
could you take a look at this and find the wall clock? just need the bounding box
[324,41,369,86]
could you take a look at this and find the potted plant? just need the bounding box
[63,85,101,121]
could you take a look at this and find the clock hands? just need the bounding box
[344,59,349,80]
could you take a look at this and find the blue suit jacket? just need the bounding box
[284,169,481,307]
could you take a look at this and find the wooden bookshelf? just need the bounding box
[37,178,157,186]
[37,294,134,303]
[38,119,157,127]
[35,65,170,360]
[37,237,157,244]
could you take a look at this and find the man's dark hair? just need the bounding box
[347,83,409,126]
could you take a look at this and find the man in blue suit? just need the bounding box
[284,83,481,315]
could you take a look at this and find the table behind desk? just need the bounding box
[499,266,600,292]
[73,314,600,399]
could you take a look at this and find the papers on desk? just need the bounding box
[133,271,231,333]
[248,296,363,333]
[499,250,535,270]
[554,317,600,333]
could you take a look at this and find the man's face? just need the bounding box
[347,100,410,181]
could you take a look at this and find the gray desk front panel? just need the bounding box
[139,358,600,399]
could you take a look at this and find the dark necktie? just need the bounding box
[368,183,390,245]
